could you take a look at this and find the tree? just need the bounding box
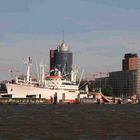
[0,82,7,93]
[101,86,113,96]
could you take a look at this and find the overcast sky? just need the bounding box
[0,0,140,80]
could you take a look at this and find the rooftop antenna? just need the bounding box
[62,30,65,43]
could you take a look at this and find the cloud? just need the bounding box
[65,9,140,30]
[68,31,140,78]
[82,0,140,9]
[0,31,140,80]
[0,0,45,13]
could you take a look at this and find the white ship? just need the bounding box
[6,57,80,103]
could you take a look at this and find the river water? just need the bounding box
[0,104,140,140]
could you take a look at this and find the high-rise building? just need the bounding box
[122,53,138,71]
[50,41,72,80]
[109,70,137,97]
[50,49,57,71]
[136,58,140,97]
[109,53,138,97]
[95,53,139,97]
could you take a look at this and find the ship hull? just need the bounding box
[6,83,79,103]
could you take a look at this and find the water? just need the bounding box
[0,104,140,140]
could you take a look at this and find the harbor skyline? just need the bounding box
[0,0,140,80]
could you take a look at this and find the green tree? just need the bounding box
[101,86,113,96]
[0,82,7,93]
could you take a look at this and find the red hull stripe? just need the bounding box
[65,100,76,103]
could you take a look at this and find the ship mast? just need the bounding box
[39,64,47,86]
[26,57,32,83]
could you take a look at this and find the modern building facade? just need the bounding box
[50,41,72,80]
[136,58,140,97]
[95,53,140,97]
[94,77,109,89]
[109,70,137,97]
[109,53,138,97]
